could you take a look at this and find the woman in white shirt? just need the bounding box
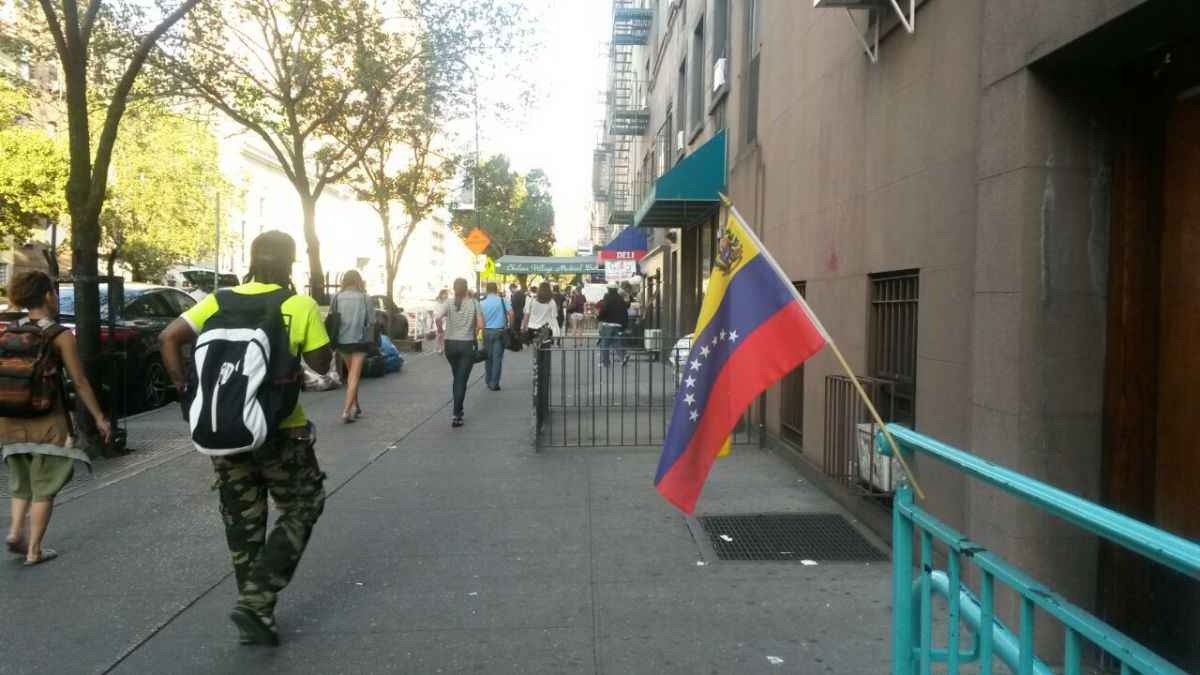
[521,281,562,343]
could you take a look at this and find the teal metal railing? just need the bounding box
[883,424,1200,675]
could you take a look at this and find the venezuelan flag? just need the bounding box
[654,204,830,514]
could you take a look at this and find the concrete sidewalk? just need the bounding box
[2,349,891,674]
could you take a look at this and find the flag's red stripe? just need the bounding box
[656,303,826,513]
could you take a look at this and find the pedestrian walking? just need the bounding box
[2,271,112,567]
[331,270,372,424]
[508,283,526,332]
[435,278,484,427]
[161,230,333,647]
[479,282,511,391]
[567,286,586,338]
[522,282,562,344]
[596,282,629,367]
[552,285,567,335]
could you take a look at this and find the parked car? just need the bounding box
[165,267,239,300]
[369,295,409,340]
[58,283,197,413]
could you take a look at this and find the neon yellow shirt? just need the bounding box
[181,282,330,429]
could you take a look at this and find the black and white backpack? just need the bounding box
[186,289,301,455]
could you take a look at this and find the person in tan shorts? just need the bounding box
[3,271,112,566]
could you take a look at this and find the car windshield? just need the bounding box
[57,284,148,319]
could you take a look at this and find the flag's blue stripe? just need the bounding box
[654,255,797,482]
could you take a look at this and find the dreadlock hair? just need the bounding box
[244,230,297,292]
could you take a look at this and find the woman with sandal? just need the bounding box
[521,281,562,345]
[3,271,112,566]
[332,270,373,424]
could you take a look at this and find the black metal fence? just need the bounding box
[533,333,757,449]
[822,374,899,497]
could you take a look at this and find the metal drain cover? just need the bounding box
[698,513,887,562]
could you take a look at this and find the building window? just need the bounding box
[676,59,687,157]
[711,0,730,110]
[713,0,729,68]
[689,18,704,136]
[0,263,9,288]
[741,0,762,146]
[868,270,919,427]
[656,109,672,174]
[781,281,807,445]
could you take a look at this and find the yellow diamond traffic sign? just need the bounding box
[464,228,492,255]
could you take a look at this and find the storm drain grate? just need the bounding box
[698,513,887,562]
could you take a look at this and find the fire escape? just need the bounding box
[593,0,651,242]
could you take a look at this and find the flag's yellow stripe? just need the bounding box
[692,213,762,339]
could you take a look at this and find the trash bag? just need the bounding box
[303,360,342,391]
[363,353,387,378]
[378,335,404,374]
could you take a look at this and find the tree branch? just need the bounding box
[89,0,201,215]
[79,0,103,50]
[35,0,69,62]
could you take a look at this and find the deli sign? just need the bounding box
[597,249,647,261]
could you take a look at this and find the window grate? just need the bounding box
[780,281,807,444]
[869,271,918,427]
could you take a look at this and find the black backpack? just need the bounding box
[185,289,301,455]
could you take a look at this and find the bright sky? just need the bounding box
[465,0,610,252]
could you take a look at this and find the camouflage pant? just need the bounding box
[211,429,326,616]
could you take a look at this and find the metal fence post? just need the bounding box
[893,481,915,675]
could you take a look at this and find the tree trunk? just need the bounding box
[106,250,117,279]
[71,208,104,456]
[301,195,326,304]
[62,58,105,456]
[380,206,397,302]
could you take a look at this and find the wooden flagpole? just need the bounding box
[719,194,927,501]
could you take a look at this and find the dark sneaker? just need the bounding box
[230,606,279,647]
[452,415,464,428]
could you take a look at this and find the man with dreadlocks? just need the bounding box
[161,231,333,647]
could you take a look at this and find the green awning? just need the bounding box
[494,255,602,275]
[635,129,726,228]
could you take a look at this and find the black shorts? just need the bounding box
[338,343,371,354]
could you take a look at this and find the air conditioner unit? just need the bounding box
[713,57,727,92]
[675,130,685,152]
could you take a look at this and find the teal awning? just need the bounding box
[494,255,602,275]
[635,129,726,228]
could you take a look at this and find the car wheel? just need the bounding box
[142,358,172,411]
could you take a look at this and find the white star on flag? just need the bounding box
[699,345,710,358]
[690,359,701,371]
[689,410,699,422]
[711,335,719,345]
[684,393,695,405]
[729,330,739,342]
[685,376,696,388]
[720,330,727,341]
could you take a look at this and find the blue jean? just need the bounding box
[598,323,623,365]
[443,340,475,417]
[484,329,506,386]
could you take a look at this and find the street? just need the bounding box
[2,350,889,675]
